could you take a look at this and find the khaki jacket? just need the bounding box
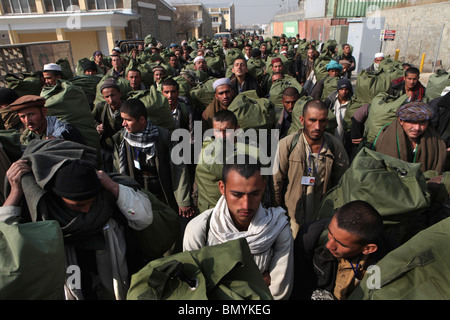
[273,130,349,237]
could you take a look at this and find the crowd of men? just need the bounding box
[0,31,449,301]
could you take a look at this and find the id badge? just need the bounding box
[134,159,141,170]
[301,176,315,186]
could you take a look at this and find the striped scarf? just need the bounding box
[118,121,159,174]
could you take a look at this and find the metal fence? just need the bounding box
[382,23,447,72]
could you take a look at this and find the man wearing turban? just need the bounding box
[373,101,447,174]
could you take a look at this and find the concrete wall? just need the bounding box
[369,1,450,72]
[126,0,175,45]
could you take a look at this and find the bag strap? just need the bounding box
[204,211,213,245]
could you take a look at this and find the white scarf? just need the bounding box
[209,196,289,272]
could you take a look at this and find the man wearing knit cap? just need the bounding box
[1,153,154,299]
[373,101,447,174]
[310,60,343,100]
[201,78,236,133]
[92,78,123,172]
[152,65,167,88]
[42,63,63,87]
[9,95,85,147]
[366,52,384,72]
[83,60,98,75]
[324,78,354,150]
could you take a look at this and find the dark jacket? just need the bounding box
[113,126,192,212]
[229,73,262,97]
[291,218,397,300]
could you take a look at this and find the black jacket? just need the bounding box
[290,217,397,300]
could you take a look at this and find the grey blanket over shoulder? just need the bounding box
[19,139,98,221]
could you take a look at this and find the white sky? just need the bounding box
[167,0,286,25]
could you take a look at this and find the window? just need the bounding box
[212,17,218,22]
[1,0,38,13]
[193,11,198,19]
[43,0,80,12]
[86,0,123,10]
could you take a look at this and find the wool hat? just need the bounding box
[374,52,384,59]
[152,65,166,73]
[43,63,62,72]
[52,160,102,201]
[93,50,102,57]
[337,78,352,90]
[212,78,231,90]
[271,58,282,65]
[83,60,98,72]
[112,47,121,54]
[100,78,121,93]
[397,101,433,122]
[326,60,343,71]
[251,48,261,58]
[8,95,46,112]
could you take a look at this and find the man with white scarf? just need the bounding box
[365,52,384,72]
[183,156,294,300]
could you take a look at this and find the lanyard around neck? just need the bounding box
[307,140,325,176]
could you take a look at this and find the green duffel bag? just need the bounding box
[131,189,181,261]
[204,54,224,75]
[318,147,431,235]
[314,51,333,83]
[342,94,369,131]
[195,137,259,214]
[171,75,193,98]
[288,95,338,136]
[363,92,409,144]
[40,79,100,152]
[355,69,393,104]
[127,238,273,300]
[127,86,175,132]
[269,77,306,121]
[125,59,154,88]
[189,77,217,113]
[379,55,404,80]
[228,90,276,131]
[55,57,74,80]
[5,73,42,97]
[69,74,103,109]
[348,216,450,300]
[75,57,91,76]
[0,220,65,299]
[321,39,338,54]
[246,57,265,82]
[321,76,338,101]
[144,34,157,46]
[425,69,450,100]
[225,48,245,67]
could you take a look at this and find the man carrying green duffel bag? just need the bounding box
[348,216,450,300]
[127,238,273,300]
